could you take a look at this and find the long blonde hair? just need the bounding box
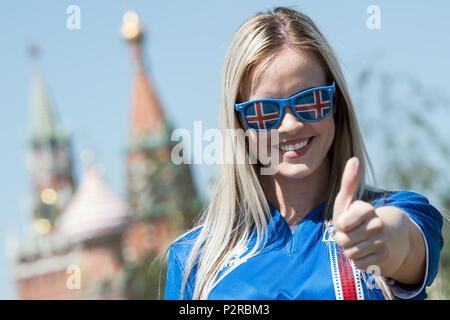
[169,6,394,300]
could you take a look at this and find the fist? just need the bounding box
[332,157,389,271]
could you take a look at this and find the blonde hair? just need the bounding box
[168,6,394,300]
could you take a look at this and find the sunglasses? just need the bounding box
[235,82,336,131]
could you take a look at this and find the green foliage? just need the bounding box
[124,253,168,299]
[354,66,450,299]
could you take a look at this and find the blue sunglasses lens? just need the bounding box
[244,101,280,130]
[293,89,332,121]
[241,86,334,131]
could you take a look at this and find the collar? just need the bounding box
[265,201,326,252]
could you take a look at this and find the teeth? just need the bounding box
[280,139,309,152]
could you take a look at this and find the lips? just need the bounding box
[278,136,314,159]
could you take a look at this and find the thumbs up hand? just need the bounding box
[333,157,389,271]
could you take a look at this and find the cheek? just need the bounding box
[248,131,258,146]
[247,131,260,159]
[315,117,335,151]
[248,131,276,162]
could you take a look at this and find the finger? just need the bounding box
[335,214,384,248]
[352,248,389,271]
[335,200,375,233]
[342,234,386,260]
[335,226,369,249]
[343,239,377,261]
[333,157,360,221]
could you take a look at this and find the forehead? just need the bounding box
[242,46,327,101]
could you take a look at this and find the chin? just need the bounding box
[275,162,315,180]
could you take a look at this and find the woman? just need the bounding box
[164,7,443,300]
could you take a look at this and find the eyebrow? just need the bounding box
[286,86,315,98]
[256,86,316,100]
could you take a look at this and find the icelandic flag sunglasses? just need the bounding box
[235,82,336,131]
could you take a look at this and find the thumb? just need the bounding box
[333,157,360,222]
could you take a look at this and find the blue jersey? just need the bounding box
[164,191,443,300]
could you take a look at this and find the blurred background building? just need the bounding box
[12,10,200,300]
[2,1,448,300]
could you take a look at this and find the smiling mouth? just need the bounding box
[279,137,313,152]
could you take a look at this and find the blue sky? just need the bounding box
[0,0,449,299]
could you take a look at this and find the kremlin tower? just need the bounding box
[14,46,81,299]
[26,45,75,235]
[12,10,201,300]
[121,10,200,264]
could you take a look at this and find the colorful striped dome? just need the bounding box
[59,165,131,243]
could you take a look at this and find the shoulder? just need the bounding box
[364,186,443,240]
[165,226,203,299]
[363,186,435,208]
[374,189,438,210]
[363,186,443,229]
[168,225,203,270]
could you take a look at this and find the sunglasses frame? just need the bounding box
[235,82,336,132]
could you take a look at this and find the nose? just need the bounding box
[277,106,304,133]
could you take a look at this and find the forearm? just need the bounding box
[376,206,426,285]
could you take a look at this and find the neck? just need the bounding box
[261,156,331,226]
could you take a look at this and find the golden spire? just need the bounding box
[121,10,143,42]
[121,10,167,141]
